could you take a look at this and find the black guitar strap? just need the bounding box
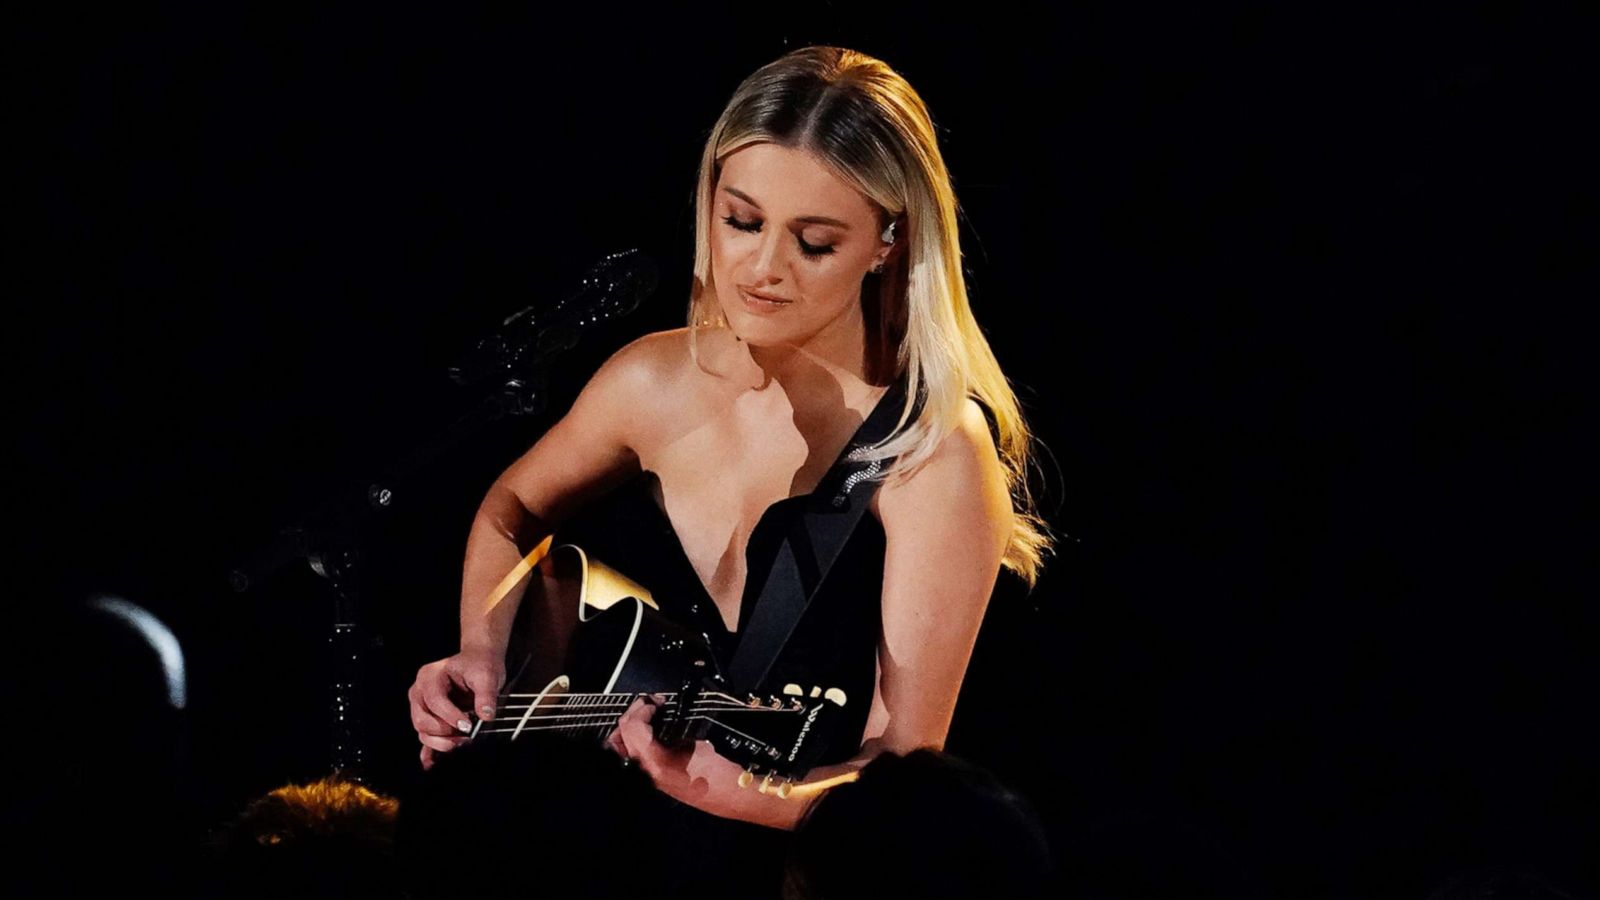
[725,370,922,695]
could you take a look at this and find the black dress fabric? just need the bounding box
[629,465,887,767]
[394,387,901,900]
[565,397,894,899]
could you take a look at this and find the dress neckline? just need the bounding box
[640,484,808,638]
[639,377,903,638]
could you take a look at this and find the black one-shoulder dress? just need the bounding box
[395,379,908,900]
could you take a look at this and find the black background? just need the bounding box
[12,4,1594,898]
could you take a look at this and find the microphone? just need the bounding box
[449,248,658,387]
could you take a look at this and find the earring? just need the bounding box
[871,220,897,274]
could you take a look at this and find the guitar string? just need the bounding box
[469,707,794,732]
[496,690,759,703]
[491,690,813,706]
[498,701,788,710]
[465,692,827,741]
[476,707,797,722]
[470,696,804,741]
[472,714,739,736]
[467,705,797,734]
[487,699,798,714]
[499,688,768,704]
[473,714,769,748]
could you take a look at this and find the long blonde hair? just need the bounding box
[684,46,1057,590]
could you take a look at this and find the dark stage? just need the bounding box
[11,5,1594,899]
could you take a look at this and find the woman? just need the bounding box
[400,45,1055,898]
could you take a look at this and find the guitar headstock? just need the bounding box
[697,683,849,798]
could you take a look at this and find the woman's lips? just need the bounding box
[742,289,793,310]
[743,288,793,303]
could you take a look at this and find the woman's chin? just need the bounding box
[720,311,785,344]
[730,321,776,338]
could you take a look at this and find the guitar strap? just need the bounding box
[725,369,923,695]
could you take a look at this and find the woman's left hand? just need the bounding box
[605,693,738,810]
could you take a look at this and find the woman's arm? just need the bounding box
[614,704,889,831]
[412,337,661,767]
[459,336,656,657]
[412,336,661,767]
[859,396,1014,755]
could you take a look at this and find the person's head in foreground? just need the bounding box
[783,748,1056,899]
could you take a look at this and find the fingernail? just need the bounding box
[457,719,472,733]
[480,705,494,717]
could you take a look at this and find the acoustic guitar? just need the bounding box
[464,536,850,799]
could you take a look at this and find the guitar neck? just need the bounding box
[470,687,814,759]
[471,690,669,741]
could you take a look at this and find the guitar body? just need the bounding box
[504,542,721,702]
[476,541,849,792]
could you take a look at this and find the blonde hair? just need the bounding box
[684,46,1057,589]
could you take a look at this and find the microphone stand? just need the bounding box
[226,248,657,784]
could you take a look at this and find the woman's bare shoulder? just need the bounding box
[626,325,744,384]
[610,325,739,443]
[616,326,705,380]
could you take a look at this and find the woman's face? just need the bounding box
[710,142,892,348]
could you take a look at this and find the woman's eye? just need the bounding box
[720,214,836,259]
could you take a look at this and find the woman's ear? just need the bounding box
[874,242,901,273]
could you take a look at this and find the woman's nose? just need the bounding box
[748,226,788,281]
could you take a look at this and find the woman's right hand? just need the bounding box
[408,647,506,771]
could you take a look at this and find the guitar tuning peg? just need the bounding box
[809,686,823,698]
[776,780,793,800]
[768,696,783,709]
[737,768,754,789]
[757,772,775,794]
[824,687,848,707]
[782,683,803,696]
[746,694,762,708]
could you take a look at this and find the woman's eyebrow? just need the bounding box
[723,185,853,229]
